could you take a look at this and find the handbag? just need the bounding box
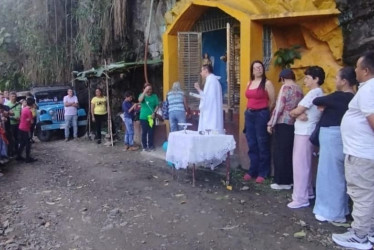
[309,122,321,147]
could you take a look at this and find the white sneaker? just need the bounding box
[287,201,310,209]
[368,232,374,244]
[270,183,292,190]
[332,229,372,250]
[315,214,346,223]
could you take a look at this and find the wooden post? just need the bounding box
[192,164,196,187]
[144,0,155,84]
[104,60,114,147]
[226,151,230,185]
[87,80,91,139]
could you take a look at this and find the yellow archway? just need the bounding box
[163,0,343,165]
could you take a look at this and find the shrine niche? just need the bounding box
[163,0,343,166]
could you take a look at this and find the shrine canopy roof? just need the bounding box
[165,0,339,34]
[74,59,162,82]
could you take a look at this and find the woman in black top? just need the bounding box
[312,67,356,223]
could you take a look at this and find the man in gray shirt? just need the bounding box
[63,88,79,141]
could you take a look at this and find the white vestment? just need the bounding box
[197,73,224,133]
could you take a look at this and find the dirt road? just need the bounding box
[0,139,345,249]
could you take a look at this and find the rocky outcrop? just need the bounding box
[127,0,175,60]
[336,0,374,65]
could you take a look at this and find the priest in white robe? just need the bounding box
[194,64,224,133]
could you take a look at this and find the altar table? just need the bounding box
[166,130,236,186]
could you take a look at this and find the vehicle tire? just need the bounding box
[36,122,52,142]
[78,126,87,138]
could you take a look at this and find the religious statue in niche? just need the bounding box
[202,52,214,67]
[220,52,227,62]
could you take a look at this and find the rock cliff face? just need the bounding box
[138,0,374,66]
[127,0,175,60]
[336,0,374,64]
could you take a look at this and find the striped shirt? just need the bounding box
[167,91,185,113]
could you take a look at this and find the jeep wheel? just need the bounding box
[36,123,52,142]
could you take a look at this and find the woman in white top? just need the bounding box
[287,66,325,209]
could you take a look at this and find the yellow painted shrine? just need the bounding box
[163,0,343,166]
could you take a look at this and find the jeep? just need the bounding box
[31,86,87,141]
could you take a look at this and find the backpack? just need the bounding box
[161,100,169,120]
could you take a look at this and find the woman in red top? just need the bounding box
[17,97,37,163]
[243,60,275,183]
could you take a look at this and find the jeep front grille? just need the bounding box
[55,108,64,121]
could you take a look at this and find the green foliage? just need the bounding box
[273,45,302,69]
[0,0,130,90]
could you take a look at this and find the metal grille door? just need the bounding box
[226,23,240,108]
[178,32,202,110]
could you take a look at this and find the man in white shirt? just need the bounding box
[332,51,374,250]
[193,64,224,133]
[63,88,79,141]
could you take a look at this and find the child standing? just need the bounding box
[17,98,37,163]
[122,91,139,151]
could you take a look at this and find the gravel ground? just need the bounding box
[0,138,347,250]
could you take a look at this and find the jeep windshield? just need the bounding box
[34,90,66,104]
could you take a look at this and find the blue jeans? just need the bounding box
[65,115,78,138]
[123,117,134,146]
[244,109,271,178]
[140,119,154,149]
[0,138,7,157]
[313,127,348,221]
[169,111,186,132]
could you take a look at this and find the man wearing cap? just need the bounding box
[267,69,303,190]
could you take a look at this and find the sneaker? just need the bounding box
[129,146,139,151]
[97,139,101,144]
[64,138,69,142]
[243,173,252,181]
[332,229,372,250]
[315,214,346,223]
[287,201,310,209]
[255,176,265,184]
[368,232,374,244]
[148,147,155,152]
[270,183,292,190]
[123,145,129,151]
[25,158,37,163]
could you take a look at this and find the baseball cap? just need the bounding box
[278,68,295,81]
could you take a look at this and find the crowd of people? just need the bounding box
[1,50,373,249]
[242,52,374,250]
[0,91,37,177]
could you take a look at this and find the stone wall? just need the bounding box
[336,0,374,65]
[127,0,176,60]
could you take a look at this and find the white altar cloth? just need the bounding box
[166,130,236,170]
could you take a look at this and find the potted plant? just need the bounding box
[273,45,301,69]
